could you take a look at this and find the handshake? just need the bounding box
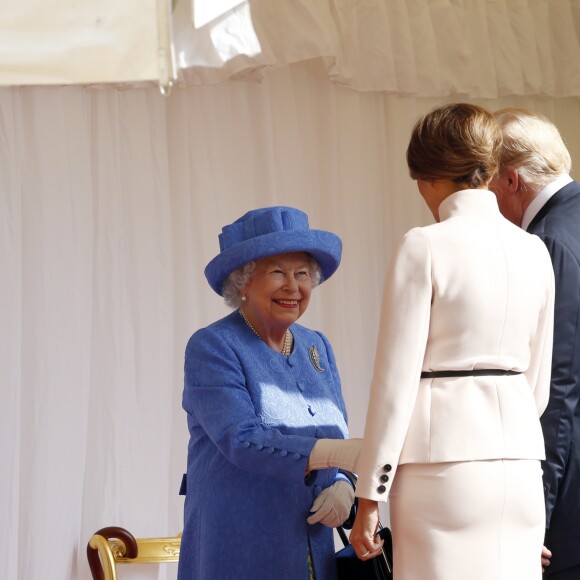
[306,438,363,528]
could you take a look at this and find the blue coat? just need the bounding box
[527,180,580,575]
[178,310,349,580]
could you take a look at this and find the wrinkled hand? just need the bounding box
[541,545,551,573]
[307,480,355,528]
[307,438,362,473]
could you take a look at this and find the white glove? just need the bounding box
[307,480,355,527]
[307,438,362,473]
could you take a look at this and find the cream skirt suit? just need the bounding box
[356,190,555,580]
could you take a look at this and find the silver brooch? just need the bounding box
[309,345,324,372]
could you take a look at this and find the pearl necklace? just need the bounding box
[239,309,293,356]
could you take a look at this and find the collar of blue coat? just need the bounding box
[521,173,573,230]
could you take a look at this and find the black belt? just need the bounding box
[420,369,522,378]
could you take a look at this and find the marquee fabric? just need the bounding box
[0,0,161,86]
[2,0,579,98]
[175,0,580,97]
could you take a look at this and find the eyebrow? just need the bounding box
[263,260,310,269]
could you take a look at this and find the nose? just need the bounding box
[283,274,299,291]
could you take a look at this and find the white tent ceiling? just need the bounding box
[0,0,167,86]
[2,0,579,98]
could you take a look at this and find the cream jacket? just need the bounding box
[356,190,555,501]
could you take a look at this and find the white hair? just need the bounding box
[495,108,572,191]
[222,256,322,308]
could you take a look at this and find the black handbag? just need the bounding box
[335,520,393,580]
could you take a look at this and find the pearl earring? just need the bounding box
[241,295,246,302]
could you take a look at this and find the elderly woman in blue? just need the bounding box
[178,206,362,580]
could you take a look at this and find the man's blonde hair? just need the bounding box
[495,108,572,190]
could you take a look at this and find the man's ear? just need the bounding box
[504,167,520,193]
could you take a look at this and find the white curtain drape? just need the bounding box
[5,0,579,95]
[2,2,580,579]
[175,0,580,97]
[2,69,579,579]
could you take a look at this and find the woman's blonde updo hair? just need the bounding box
[406,103,503,188]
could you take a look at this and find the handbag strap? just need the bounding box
[337,525,349,547]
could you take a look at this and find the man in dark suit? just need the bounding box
[492,108,580,580]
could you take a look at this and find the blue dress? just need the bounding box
[178,310,349,580]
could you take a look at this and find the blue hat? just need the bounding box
[205,206,342,295]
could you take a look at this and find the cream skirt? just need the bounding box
[388,459,545,580]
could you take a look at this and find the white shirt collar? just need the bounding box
[522,174,573,231]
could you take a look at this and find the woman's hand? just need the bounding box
[307,480,354,527]
[541,545,551,573]
[348,498,384,560]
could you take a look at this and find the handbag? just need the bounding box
[335,520,393,580]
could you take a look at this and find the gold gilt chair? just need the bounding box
[87,526,181,580]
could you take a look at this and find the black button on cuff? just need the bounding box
[380,474,389,483]
[383,464,392,472]
[377,485,386,494]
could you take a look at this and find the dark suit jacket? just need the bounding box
[527,180,580,575]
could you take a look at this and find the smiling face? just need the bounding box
[242,252,313,335]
